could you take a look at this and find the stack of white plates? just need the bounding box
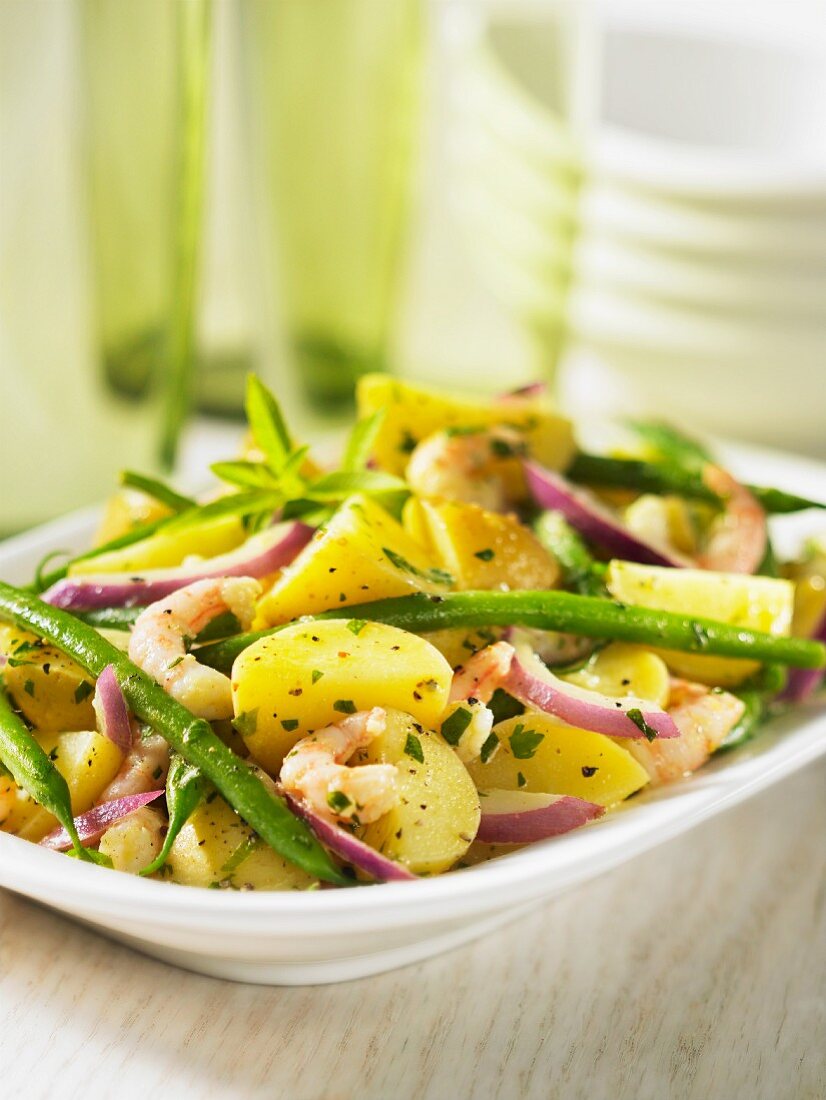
[446,6,826,454]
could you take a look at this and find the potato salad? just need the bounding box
[0,374,824,889]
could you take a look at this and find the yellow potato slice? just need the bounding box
[561,643,671,709]
[466,714,649,807]
[1,729,124,841]
[232,619,453,774]
[256,494,452,626]
[0,625,96,731]
[354,709,480,875]
[403,497,559,592]
[71,513,244,575]
[356,373,575,477]
[166,796,317,891]
[606,560,794,687]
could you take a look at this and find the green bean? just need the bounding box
[567,453,720,504]
[533,511,607,596]
[195,591,826,675]
[567,453,826,515]
[77,606,240,640]
[624,420,713,466]
[0,581,348,885]
[0,683,103,864]
[139,752,205,877]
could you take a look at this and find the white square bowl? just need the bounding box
[0,441,824,985]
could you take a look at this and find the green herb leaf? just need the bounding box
[333,699,357,715]
[440,706,473,746]
[342,409,386,472]
[626,708,659,742]
[307,470,407,502]
[245,374,292,472]
[480,731,500,764]
[517,771,527,788]
[346,619,368,637]
[73,681,94,705]
[404,732,425,763]
[209,461,280,491]
[120,470,195,513]
[280,719,299,732]
[508,723,544,759]
[311,669,324,684]
[327,790,352,814]
[232,709,258,737]
[382,548,454,588]
[474,548,495,562]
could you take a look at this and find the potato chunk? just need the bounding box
[356,373,575,478]
[256,494,452,626]
[232,619,453,774]
[606,560,794,687]
[466,714,649,807]
[403,497,559,592]
[560,643,671,709]
[71,513,244,575]
[354,710,480,875]
[94,488,172,545]
[0,625,96,731]
[166,795,317,890]
[0,729,124,840]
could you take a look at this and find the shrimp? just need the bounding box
[698,465,766,574]
[406,427,525,511]
[279,707,398,824]
[98,732,170,803]
[625,678,745,785]
[128,577,261,720]
[447,641,516,762]
[450,641,515,704]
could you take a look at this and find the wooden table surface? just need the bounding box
[1,760,823,1100]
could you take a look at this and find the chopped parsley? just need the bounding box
[280,719,299,732]
[333,699,357,715]
[517,771,527,788]
[508,723,545,759]
[473,548,495,562]
[346,619,368,636]
[581,765,598,778]
[311,669,324,684]
[404,732,425,763]
[381,547,454,588]
[73,681,94,704]
[232,709,259,737]
[327,790,352,814]
[23,679,35,697]
[167,655,184,670]
[440,706,473,746]
[479,731,500,764]
[626,708,659,742]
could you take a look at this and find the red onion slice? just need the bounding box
[524,460,689,569]
[497,381,548,401]
[43,522,313,611]
[777,606,826,703]
[286,794,416,882]
[92,664,133,755]
[477,788,604,843]
[39,789,164,851]
[504,645,680,740]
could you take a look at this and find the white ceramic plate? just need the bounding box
[1,444,825,986]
